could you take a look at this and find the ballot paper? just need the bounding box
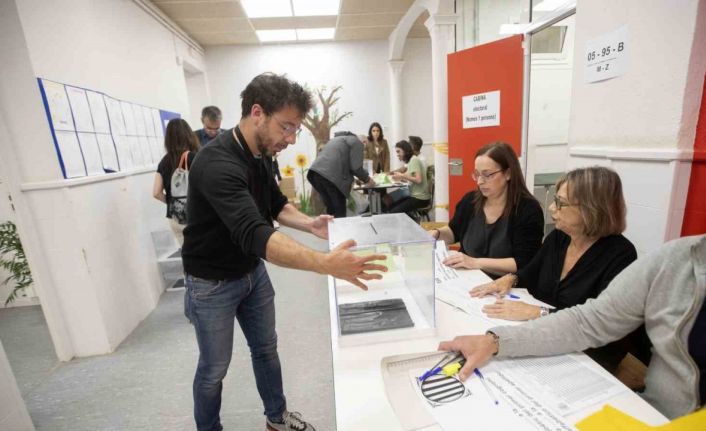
[408,363,576,431]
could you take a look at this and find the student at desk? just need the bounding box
[429,142,543,278]
[470,167,640,372]
[387,140,430,216]
[439,234,706,420]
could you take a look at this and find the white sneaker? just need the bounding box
[266,411,316,431]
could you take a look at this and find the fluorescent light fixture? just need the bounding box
[499,23,527,35]
[292,0,340,16]
[533,0,567,12]
[296,27,335,40]
[256,29,297,42]
[241,0,292,18]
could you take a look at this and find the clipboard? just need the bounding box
[380,351,448,430]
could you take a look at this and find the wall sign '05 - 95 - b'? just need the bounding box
[584,25,628,83]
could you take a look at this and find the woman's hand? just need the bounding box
[391,172,405,182]
[482,299,540,321]
[469,274,515,297]
[442,252,479,270]
[437,334,498,381]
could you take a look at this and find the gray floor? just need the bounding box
[0,228,335,430]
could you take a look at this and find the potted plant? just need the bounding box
[0,221,32,305]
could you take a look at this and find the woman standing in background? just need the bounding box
[152,118,200,245]
[363,122,390,173]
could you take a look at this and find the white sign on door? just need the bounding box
[462,90,500,129]
[584,25,628,83]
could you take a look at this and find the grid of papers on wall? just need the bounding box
[38,78,178,179]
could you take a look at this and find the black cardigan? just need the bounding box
[448,191,544,270]
[517,229,637,309]
[517,229,640,371]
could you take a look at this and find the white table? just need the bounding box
[327,269,669,430]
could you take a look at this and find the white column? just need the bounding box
[388,60,405,169]
[426,14,458,222]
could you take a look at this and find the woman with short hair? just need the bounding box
[431,142,544,277]
[471,166,640,371]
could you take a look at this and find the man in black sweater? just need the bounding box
[182,73,386,431]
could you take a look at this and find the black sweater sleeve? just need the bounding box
[516,229,554,290]
[448,192,475,245]
[510,196,544,270]
[197,160,277,260]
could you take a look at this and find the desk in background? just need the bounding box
[353,183,408,215]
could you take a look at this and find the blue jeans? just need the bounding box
[184,261,286,431]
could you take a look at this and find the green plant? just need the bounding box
[295,154,315,216]
[0,221,32,305]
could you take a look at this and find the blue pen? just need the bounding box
[419,352,462,382]
[474,368,500,405]
[506,293,520,299]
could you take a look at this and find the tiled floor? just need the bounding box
[0,228,335,430]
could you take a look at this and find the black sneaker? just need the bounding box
[266,411,316,431]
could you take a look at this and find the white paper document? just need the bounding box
[491,354,628,416]
[43,80,75,131]
[86,91,111,134]
[95,133,119,172]
[65,86,95,133]
[54,130,86,178]
[151,109,164,137]
[76,132,105,176]
[409,365,575,431]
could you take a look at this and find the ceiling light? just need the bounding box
[241,0,292,18]
[292,0,340,16]
[296,28,335,41]
[256,29,297,42]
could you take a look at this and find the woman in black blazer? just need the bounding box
[429,142,544,278]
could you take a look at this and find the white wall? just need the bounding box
[567,0,706,254]
[206,38,433,190]
[2,0,206,357]
[402,38,434,163]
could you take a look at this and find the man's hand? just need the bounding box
[482,299,540,321]
[442,252,479,270]
[323,239,387,290]
[310,214,333,239]
[437,334,498,381]
[470,275,514,298]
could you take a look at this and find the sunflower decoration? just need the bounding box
[295,154,308,168]
[282,164,295,177]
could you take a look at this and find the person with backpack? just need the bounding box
[152,118,200,245]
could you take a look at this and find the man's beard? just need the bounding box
[255,130,273,157]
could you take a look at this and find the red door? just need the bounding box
[447,35,524,218]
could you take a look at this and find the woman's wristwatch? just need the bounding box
[485,330,500,355]
[539,306,550,317]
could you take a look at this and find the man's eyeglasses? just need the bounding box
[273,116,302,137]
[552,194,577,210]
[471,169,503,182]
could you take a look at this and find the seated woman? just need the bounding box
[439,234,706,420]
[387,140,430,216]
[430,142,543,277]
[471,166,641,372]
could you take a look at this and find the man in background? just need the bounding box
[194,105,225,146]
[308,132,375,218]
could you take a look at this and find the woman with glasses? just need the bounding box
[429,142,543,278]
[471,166,641,372]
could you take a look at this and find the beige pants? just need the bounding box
[168,217,185,246]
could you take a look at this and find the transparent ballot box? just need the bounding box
[328,213,435,346]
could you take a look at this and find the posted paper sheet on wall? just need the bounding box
[584,25,628,83]
[462,90,500,128]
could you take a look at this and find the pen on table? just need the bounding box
[419,352,462,382]
[506,293,520,299]
[474,368,500,405]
